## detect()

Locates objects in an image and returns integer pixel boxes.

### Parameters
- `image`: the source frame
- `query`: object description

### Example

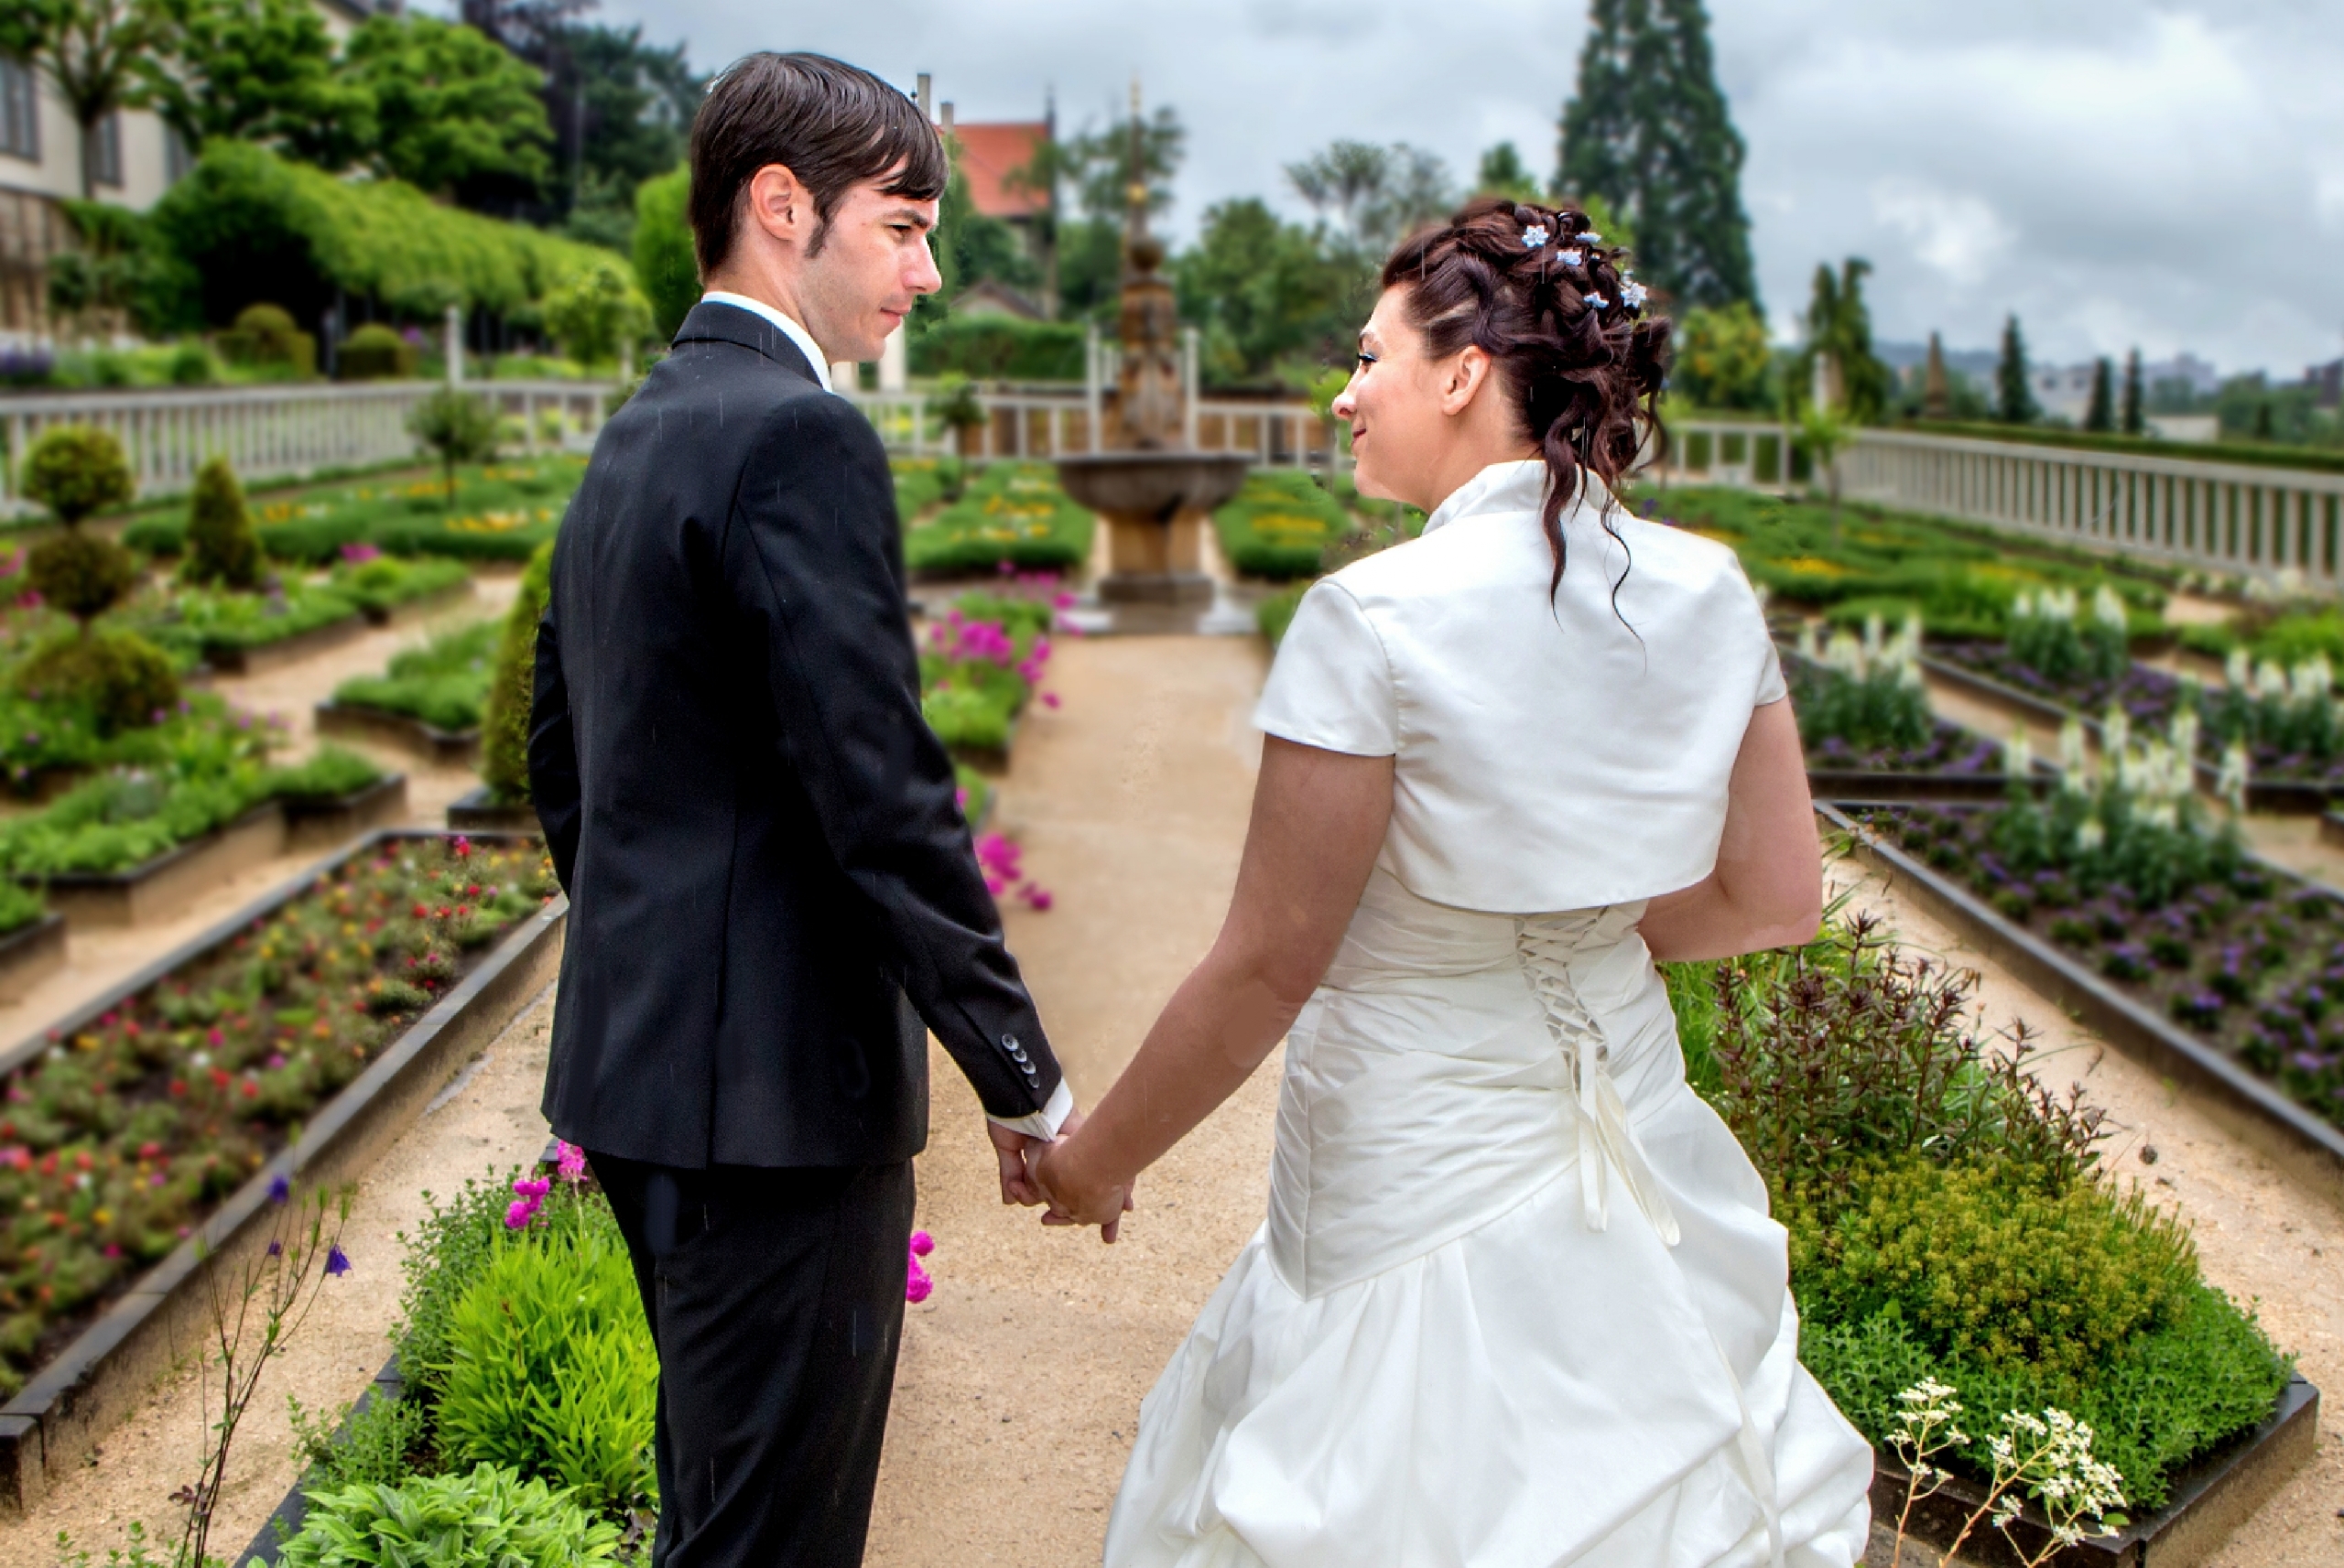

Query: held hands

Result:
[985,1108,1134,1243]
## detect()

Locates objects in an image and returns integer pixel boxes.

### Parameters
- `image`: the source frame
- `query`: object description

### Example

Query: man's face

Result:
[797,178,944,363]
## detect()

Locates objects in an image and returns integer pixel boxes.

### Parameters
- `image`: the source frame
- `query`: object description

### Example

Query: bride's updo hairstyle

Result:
[1382,197,1670,597]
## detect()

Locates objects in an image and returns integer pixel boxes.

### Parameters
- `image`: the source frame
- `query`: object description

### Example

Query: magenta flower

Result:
[505,1199,536,1229]
[555,1141,588,1182]
[1041,692,1061,709]
[1022,886,1055,912]
[905,1230,935,1303]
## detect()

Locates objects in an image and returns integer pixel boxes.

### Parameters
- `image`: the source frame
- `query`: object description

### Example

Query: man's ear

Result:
[1440,346,1493,417]
[743,164,811,250]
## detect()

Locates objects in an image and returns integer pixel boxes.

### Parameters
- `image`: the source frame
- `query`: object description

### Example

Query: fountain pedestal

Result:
[1057,450,1249,606]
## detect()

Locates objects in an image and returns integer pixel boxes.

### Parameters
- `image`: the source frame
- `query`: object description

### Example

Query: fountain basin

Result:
[1058,452,1252,605]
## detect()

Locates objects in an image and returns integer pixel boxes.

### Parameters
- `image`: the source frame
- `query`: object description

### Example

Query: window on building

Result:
[165,125,194,184]
[0,58,38,163]
[86,112,122,189]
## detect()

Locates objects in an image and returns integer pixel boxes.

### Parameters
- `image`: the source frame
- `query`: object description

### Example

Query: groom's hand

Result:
[987,1119,1051,1207]
[1030,1128,1134,1244]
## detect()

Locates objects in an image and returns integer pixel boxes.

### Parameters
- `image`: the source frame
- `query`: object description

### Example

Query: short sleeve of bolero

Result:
[1253,580,1399,757]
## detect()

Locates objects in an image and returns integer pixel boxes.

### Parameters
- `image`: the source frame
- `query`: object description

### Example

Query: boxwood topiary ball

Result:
[27,529,138,625]
[22,426,134,525]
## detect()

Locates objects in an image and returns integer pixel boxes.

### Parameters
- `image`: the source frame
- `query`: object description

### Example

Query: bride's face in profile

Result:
[1331,287,1514,514]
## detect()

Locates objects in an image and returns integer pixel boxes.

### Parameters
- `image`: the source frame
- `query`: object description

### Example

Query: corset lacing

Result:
[1513,915,1681,1247]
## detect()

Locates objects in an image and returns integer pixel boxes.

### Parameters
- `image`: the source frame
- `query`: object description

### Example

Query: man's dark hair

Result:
[689,52,948,276]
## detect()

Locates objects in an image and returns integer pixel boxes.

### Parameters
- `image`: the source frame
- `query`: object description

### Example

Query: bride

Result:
[1031,197,1876,1567]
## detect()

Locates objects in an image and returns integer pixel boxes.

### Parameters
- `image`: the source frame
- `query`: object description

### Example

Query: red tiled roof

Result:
[951,123,1049,220]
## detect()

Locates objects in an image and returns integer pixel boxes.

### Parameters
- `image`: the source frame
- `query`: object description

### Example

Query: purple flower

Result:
[266,1239,282,1257]
[267,1173,290,1206]
[324,1244,351,1276]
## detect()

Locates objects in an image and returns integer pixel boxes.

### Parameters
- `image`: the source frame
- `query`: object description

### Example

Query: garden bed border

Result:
[445,786,538,833]
[1807,769,2047,803]
[282,773,410,853]
[1818,801,2344,1196]
[28,801,289,930]
[200,613,370,677]
[0,830,566,1514]
[315,698,483,765]
[1868,1373,2318,1568]
[1919,654,2332,815]
[0,915,64,1004]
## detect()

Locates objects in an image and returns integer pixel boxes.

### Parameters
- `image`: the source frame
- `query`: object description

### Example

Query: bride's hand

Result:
[1030,1128,1134,1243]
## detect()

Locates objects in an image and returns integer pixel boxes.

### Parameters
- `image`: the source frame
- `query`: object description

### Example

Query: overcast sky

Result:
[586,0,2344,378]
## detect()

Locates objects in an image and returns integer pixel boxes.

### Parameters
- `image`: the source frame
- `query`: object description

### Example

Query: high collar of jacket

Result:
[1419,460,1615,536]
[670,300,820,384]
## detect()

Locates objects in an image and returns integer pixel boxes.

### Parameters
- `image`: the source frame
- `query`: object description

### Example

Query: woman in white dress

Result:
[1032,198,1876,1568]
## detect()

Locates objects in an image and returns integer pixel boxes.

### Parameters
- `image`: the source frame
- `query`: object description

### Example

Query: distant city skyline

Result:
[570,0,2342,378]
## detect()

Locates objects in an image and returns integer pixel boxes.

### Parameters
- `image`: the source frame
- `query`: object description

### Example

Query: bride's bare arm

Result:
[1636,698,1820,963]
[1033,737,1394,1232]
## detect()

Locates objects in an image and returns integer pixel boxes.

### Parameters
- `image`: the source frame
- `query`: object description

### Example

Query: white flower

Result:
[2093,585,2128,633]
[2102,704,2130,760]
[1558,248,1586,268]
[2076,816,2106,852]
[1587,293,1610,309]
[2225,647,2251,689]
[1522,224,1550,250]
[1621,277,1649,309]
[1580,231,1603,244]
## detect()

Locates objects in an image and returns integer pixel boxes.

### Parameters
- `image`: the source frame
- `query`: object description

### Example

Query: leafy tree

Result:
[630,165,694,341]
[1474,142,1543,203]
[19,0,168,199]
[46,200,188,340]
[1288,140,1454,255]
[182,454,262,589]
[1176,198,1357,384]
[1920,331,1952,421]
[342,14,552,209]
[509,20,703,239]
[912,144,1042,331]
[1996,315,2037,425]
[1026,102,1187,326]
[1795,260,1890,423]
[1557,0,1757,311]
[407,387,500,506]
[2120,349,2145,437]
[1796,401,1855,545]
[1668,301,1771,410]
[1058,103,1185,223]
[143,0,374,171]
[541,257,651,367]
[2083,356,2115,433]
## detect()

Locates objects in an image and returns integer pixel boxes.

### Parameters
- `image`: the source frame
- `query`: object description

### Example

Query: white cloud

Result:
[1868,182,2014,291]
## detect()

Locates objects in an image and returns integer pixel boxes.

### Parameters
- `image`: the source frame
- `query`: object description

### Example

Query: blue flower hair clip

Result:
[1586,293,1610,310]
[1620,278,1649,309]
[1558,248,1585,268]
[1580,231,1603,245]
[1522,224,1550,250]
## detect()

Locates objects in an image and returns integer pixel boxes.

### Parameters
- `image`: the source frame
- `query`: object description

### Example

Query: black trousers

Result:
[591,1152,916,1568]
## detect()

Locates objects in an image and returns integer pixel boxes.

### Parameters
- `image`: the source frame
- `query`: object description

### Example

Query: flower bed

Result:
[918,587,1060,769]
[123,460,581,567]
[890,455,964,521]
[905,463,1094,576]
[324,553,474,625]
[125,583,364,673]
[1213,470,1350,580]
[1666,917,2296,1519]
[0,834,558,1398]
[1645,486,2167,642]
[329,621,495,738]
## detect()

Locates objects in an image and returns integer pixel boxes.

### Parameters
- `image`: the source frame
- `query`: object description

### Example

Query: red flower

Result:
[168,1079,187,1098]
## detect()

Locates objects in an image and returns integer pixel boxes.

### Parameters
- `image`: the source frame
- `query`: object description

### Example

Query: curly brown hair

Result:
[1381,197,1670,600]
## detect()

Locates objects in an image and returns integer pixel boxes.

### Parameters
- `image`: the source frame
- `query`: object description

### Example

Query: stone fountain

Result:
[1055,90,1248,608]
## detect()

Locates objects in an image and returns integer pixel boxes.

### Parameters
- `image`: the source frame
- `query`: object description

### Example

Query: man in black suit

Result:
[527,51,1105,1567]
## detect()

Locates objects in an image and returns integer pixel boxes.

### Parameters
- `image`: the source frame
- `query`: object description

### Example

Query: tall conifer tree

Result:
[1556,0,1757,311]
[1996,316,2038,425]
[2083,357,2115,432]
[2120,349,2145,436]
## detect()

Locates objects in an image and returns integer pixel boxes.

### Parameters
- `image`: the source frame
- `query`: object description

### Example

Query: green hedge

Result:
[150,142,622,324]
[906,463,1093,575]
[333,621,497,732]
[1215,470,1350,579]
[326,555,472,616]
[909,317,1087,382]
[126,459,578,566]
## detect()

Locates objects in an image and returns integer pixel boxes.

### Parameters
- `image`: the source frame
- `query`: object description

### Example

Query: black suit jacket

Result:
[529,300,1061,1168]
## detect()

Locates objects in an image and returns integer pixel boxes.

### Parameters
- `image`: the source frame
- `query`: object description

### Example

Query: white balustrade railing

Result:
[836,387,1340,470]
[0,379,615,515]
[1656,417,2344,589]
[1,376,1340,520]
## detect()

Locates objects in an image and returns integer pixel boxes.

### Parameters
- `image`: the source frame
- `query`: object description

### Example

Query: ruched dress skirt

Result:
[1101,871,1875,1568]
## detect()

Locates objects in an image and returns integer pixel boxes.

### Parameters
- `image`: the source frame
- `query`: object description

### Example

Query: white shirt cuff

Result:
[987,1078,1074,1141]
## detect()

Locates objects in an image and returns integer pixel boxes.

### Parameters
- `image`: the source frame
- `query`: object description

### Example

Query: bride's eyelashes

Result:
[1355,351,1379,369]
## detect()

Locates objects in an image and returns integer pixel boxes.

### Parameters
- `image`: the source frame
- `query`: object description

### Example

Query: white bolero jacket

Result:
[1254,460,1785,914]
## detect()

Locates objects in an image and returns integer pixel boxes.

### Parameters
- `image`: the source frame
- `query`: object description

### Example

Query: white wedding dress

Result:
[1101,463,1875,1568]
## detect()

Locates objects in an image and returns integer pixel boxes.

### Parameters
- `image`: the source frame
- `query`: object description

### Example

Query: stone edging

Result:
[29,802,289,930]
[0,832,566,1514]
[445,786,539,833]
[0,915,64,1004]
[282,773,410,854]
[316,698,483,765]
[1807,769,2046,803]
[201,614,371,677]
[1818,802,2344,1195]
[1871,1374,2317,1568]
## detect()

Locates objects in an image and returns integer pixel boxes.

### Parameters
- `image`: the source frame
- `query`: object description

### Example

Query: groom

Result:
[527,51,1078,1567]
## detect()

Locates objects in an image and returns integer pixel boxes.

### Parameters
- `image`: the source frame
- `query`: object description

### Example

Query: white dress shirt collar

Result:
[699,290,833,393]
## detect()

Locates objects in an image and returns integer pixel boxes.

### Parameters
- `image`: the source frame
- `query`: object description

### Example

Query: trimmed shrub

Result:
[1214,469,1350,579]
[334,619,496,731]
[14,631,180,734]
[183,456,263,589]
[433,1227,657,1516]
[337,323,417,381]
[481,542,551,803]
[27,532,139,629]
[408,389,500,507]
[910,316,1087,382]
[21,426,134,524]
[278,1463,622,1568]
[631,166,695,341]
[218,301,317,377]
